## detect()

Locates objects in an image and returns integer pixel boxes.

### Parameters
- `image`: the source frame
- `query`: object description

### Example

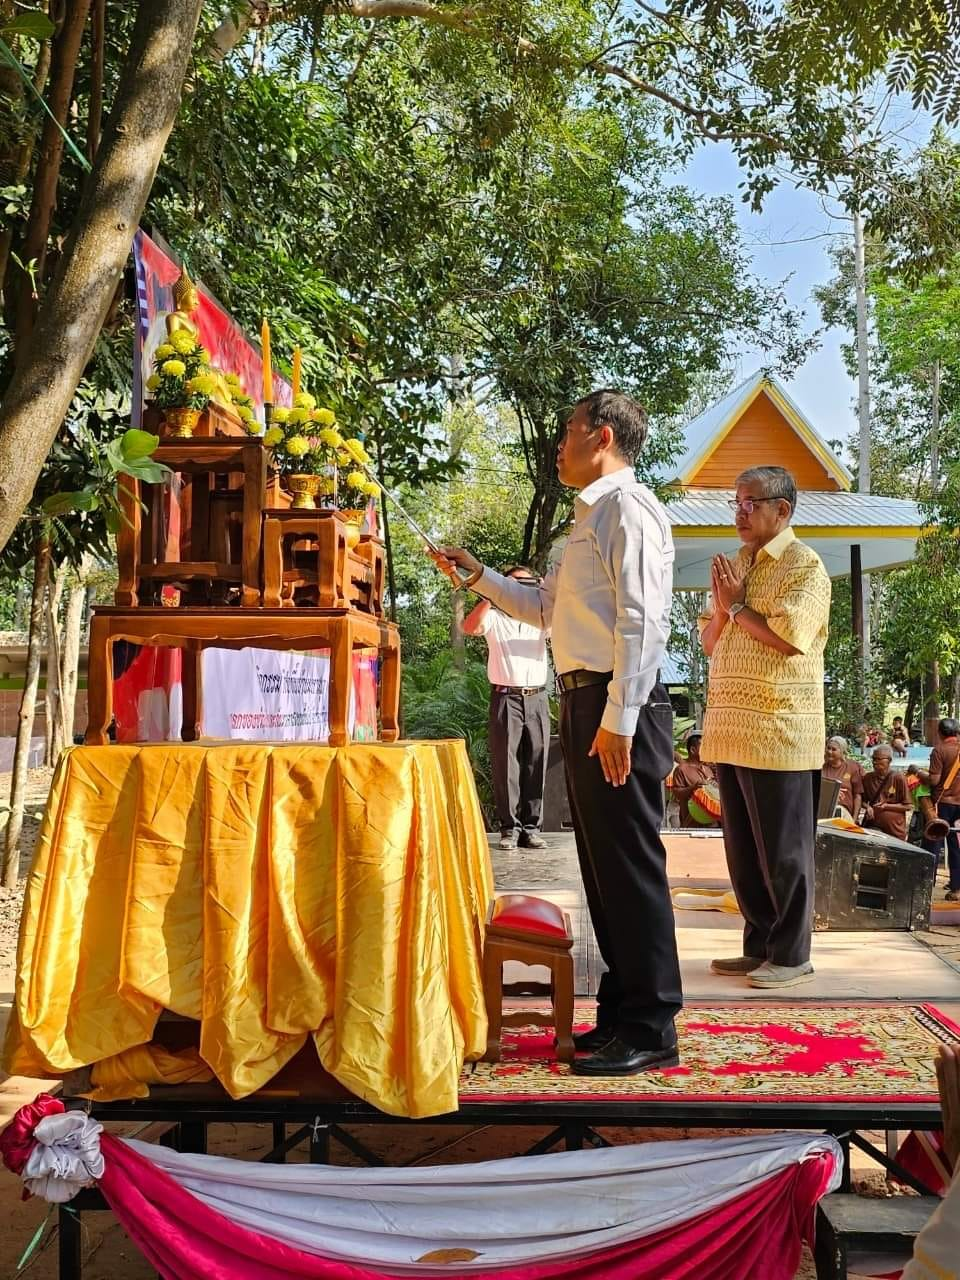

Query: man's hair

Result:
[872,744,892,761]
[735,466,798,515]
[503,564,537,579]
[939,717,960,738]
[574,389,648,464]
[827,735,848,752]
[686,731,702,745]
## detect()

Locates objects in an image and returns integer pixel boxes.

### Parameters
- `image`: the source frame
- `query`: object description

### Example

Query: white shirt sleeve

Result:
[597,492,670,736]
[474,566,555,632]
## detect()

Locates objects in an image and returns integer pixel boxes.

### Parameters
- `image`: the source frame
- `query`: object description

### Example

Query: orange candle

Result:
[261,318,273,403]
[291,345,302,400]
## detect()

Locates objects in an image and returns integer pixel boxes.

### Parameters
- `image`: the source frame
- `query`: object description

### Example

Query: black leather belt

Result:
[556,669,612,693]
[493,685,545,696]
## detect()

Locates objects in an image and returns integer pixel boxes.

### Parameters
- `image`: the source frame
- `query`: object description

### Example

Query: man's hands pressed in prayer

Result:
[590,726,632,787]
[711,554,746,614]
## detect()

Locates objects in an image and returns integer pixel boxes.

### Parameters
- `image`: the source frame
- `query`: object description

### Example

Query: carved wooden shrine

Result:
[88,434,399,747]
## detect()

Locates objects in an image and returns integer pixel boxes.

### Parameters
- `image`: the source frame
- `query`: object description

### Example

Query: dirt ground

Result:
[0,766,937,1279]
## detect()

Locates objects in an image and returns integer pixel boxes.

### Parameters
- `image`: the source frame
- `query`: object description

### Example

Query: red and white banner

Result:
[114,645,379,744]
[1,1100,841,1279]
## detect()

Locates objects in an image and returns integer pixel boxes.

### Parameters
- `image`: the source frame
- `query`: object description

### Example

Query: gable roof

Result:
[661,371,852,491]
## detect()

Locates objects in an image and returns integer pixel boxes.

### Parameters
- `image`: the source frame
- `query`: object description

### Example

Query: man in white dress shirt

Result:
[462,567,550,852]
[436,389,681,1076]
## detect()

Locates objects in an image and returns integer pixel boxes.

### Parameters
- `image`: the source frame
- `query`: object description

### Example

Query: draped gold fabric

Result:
[3,741,493,1118]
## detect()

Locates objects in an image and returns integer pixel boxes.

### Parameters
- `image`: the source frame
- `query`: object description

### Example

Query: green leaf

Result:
[0,12,55,39]
[117,459,171,484]
[41,490,98,515]
[119,428,160,462]
[104,507,121,535]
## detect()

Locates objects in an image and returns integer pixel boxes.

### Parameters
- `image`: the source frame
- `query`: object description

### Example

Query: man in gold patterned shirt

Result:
[699,466,831,989]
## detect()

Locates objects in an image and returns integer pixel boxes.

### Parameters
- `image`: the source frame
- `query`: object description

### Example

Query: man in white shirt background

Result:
[462,567,550,852]
[435,388,681,1077]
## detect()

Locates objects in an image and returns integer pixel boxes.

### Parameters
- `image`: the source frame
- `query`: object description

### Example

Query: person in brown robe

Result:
[671,733,717,826]
[862,745,912,842]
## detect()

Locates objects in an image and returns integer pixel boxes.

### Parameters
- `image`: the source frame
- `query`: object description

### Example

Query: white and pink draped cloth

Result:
[2,1095,841,1279]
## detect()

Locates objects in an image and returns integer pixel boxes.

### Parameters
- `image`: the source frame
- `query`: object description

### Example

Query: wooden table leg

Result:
[85,613,114,744]
[181,644,203,741]
[263,517,283,608]
[379,629,400,742]
[482,939,504,1063]
[552,951,575,1063]
[115,475,141,607]
[328,616,353,746]
[241,444,266,606]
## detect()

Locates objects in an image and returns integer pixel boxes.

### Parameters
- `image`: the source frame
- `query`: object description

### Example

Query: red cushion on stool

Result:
[489,894,570,941]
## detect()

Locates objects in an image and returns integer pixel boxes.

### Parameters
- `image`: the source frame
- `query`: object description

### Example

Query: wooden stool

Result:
[482,893,574,1064]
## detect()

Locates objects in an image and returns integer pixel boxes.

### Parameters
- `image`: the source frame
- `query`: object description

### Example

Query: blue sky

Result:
[682,142,855,449]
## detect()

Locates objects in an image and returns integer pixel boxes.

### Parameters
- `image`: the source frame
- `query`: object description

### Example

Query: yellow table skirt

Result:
[3,741,494,1118]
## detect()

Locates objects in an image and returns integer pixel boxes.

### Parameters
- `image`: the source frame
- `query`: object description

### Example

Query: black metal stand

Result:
[47,1092,942,1279]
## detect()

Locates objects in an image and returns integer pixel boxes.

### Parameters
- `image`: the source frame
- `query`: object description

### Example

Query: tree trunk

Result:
[2,533,50,888]
[905,680,917,740]
[923,662,940,747]
[10,0,93,350]
[852,206,872,677]
[0,36,53,295]
[0,0,205,556]
[930,359,941,495]
[375,441,397,622]
[59,553,91,746]
[86,0,106,162]
[44,557,67,765]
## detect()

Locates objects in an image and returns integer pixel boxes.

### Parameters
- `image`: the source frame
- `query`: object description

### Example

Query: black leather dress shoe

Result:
[573,1025,617,1053]
[570,1036,680,1076]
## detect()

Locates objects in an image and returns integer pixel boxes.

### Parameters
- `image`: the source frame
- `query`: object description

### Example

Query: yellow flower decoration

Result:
[317,427,343,449]
[171,331,195,355]
[313,407,336,426]
[345,470,367,490]
[225,372,242,387]
[294,391,317,410]
[362,481,380,497]
[154,343,175,360]
[161,359,186,377]
[145,374,161,392]
[271,407,290,423]
[263,426,284,447]
[242,419,262,436]
[343,437,370,465]
[287,407,309,425]
[319,477,336,495]
[195,346,210,364]
[285,435,310,457]
[186,374,216,396]
[237,405,254,422]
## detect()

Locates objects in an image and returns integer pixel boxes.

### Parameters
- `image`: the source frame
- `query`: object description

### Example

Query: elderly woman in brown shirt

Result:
[822,736,864,821]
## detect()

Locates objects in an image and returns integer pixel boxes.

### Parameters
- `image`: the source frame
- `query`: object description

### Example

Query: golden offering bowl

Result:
[286,473,322,509]
[163,406,201,438]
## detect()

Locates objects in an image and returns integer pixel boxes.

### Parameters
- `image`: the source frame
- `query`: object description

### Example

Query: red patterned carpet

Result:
[460,1001,960,1104]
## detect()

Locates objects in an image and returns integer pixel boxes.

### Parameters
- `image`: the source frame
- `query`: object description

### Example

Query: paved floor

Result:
[493,831,960,1010]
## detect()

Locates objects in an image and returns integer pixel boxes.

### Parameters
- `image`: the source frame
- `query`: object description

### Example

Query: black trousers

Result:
[489,687,550,836]
[714,764,820,967]
[559,681,681,1049]
[923,800,960,890]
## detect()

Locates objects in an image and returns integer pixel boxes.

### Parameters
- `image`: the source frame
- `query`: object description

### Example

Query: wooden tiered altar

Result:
[87,433,400,747]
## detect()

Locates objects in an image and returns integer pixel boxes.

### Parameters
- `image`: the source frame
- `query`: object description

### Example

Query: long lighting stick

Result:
[361,467,470,590]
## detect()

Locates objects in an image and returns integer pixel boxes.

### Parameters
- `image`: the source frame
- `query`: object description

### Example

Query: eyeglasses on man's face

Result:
[727,496,783,515]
